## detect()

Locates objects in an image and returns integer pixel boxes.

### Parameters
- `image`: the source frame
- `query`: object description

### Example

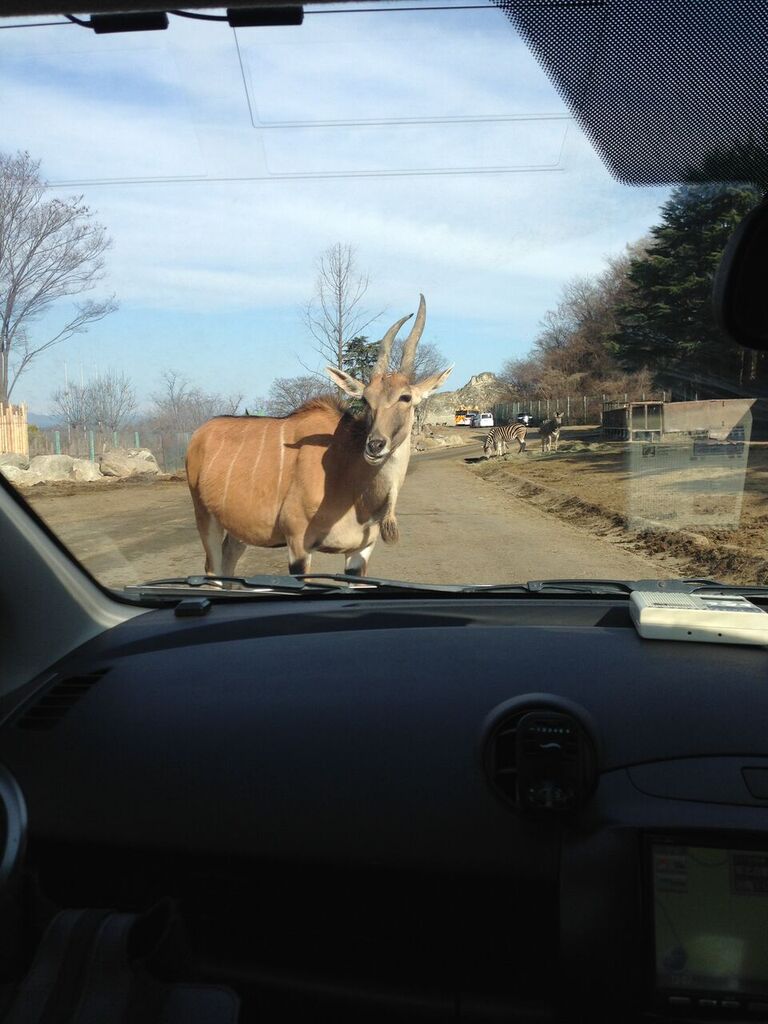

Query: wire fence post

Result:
[88,430,95,463]
[134,431,140,448]
[54,430,61,455]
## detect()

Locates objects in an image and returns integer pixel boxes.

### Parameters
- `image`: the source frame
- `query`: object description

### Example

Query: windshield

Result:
[0,2,764,593]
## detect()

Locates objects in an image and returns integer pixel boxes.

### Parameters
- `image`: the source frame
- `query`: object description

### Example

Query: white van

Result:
[478,412,494,427]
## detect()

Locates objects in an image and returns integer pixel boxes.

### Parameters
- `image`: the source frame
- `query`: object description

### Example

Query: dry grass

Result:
[471,427,768,584]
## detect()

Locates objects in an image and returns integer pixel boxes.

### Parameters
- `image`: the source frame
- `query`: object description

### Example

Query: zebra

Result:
[540,412,564,453]
[483,422,527,457]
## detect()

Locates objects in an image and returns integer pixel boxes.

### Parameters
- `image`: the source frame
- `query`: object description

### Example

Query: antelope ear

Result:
[325,366,366,398]
[410,365,453,405]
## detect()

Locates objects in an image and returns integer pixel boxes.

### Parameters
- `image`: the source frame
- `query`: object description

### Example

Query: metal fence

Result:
[28,428,192,473]
[491,394,669,426]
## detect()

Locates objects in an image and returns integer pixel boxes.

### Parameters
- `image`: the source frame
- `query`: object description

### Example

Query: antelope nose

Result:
[367,437,386,455]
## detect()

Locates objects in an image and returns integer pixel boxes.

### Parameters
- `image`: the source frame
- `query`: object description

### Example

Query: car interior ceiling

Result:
[2,1,768,1023]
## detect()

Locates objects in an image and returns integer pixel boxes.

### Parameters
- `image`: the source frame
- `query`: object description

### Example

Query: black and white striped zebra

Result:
[540,412,564,453]
[483,422,527,457]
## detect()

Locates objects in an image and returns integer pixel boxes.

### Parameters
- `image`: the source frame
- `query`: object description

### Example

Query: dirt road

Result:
[25,437,679,589]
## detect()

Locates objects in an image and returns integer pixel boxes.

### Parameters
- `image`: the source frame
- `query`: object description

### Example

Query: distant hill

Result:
[28,413,59,428]
[423,372,509,424]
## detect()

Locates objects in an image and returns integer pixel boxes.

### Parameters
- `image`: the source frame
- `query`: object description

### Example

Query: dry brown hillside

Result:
[423,372,509,424]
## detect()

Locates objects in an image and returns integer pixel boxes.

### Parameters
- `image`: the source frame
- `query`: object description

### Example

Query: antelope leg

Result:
[202,514,225,577]
[345,540,377,578]
[222,533,247,577]
[287,541,311,576]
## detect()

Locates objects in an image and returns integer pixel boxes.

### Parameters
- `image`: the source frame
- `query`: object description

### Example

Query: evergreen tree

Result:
[342,335,377,383]
[613,182,763,392]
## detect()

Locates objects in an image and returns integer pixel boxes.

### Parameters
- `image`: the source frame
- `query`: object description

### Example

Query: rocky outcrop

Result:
[0,453,29,470]
[29,455,77,481]
[412,431,468,452]
[98,448,161,478]
[422,372,509,425]
[0,448,162,486]
[0,453,112,486]
[0,464,44,487]
[72,459,104,482]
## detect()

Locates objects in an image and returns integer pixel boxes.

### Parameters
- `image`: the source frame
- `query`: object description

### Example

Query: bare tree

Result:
[389,337,447,381]
[0,151,117,404]
[149,370,243,434]
[498,356,543,397]
[51,381,91,432]
[302,243,382,370]
[264,375,334,417]
[87,370,137,432]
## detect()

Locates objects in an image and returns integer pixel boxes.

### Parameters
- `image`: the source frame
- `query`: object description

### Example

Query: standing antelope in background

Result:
[539,412,564,453]
[483,422,527,458]
[186,295,452,578]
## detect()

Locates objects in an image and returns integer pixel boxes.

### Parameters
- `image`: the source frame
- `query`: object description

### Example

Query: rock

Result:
[71,458,104,482]
[99,448,160,478]
[0,464,44,487]
[422,371,508,426]
[0,452,29,470]
[680,531,712,550]
[29,454,76,481]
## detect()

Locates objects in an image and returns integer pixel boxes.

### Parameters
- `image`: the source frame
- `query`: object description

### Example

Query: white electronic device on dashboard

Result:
[630,591,768,646]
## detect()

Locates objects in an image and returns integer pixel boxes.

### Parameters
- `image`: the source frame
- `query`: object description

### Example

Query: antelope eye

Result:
[399,394,412,403]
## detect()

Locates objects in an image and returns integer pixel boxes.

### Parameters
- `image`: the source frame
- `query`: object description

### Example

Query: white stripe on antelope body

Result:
[186,295,452,578]
[483,423,527,457]
[539,412,564,453]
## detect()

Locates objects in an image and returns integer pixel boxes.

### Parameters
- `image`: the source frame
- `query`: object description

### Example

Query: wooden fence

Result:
[0,403,28,457]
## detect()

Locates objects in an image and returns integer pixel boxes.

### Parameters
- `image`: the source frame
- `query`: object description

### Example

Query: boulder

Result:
[29,454,76,481]
[0,464,44,487]
[99,448,160,478]
[71,458,105,482]
[0,452,29,470]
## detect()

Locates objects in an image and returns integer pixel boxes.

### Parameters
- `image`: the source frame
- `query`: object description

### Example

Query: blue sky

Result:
[1,2,670,414]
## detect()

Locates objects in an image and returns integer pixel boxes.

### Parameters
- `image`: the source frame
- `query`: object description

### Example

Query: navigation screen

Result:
[653,844,768,996]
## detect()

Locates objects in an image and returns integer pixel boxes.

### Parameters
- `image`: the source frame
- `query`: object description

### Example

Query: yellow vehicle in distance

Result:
[454,408,478,426]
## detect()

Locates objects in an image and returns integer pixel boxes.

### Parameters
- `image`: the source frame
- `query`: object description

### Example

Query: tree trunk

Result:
[0,344,8,407]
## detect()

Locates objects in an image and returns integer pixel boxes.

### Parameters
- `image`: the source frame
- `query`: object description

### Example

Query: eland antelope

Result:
[186,295,451,578]
[540,412,564,453]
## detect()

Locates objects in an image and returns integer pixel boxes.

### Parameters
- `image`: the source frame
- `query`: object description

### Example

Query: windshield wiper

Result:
[130,574,321,595]
[690,581,768,596]
[465,579,635,595]
[127,573,467,597]
[127,574,767,602]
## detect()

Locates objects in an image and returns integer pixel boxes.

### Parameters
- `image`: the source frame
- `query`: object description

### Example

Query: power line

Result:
[0,19,76,28]
[46,163,564,186]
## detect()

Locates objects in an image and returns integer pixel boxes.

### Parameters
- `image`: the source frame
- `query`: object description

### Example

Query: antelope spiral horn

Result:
[371,312,413,378]
[398,294,426,379]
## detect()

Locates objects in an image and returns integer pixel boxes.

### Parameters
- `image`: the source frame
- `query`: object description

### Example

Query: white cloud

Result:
[2,5,670,410]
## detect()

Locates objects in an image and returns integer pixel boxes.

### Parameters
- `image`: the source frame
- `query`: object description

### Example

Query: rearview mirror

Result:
[713,196,768,350]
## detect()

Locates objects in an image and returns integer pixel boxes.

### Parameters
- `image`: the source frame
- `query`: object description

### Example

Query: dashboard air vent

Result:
[15,671,107,731]
[487,706,597,812]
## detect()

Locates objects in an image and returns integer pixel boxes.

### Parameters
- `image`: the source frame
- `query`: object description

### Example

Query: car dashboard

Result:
[0,594,766,1023]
